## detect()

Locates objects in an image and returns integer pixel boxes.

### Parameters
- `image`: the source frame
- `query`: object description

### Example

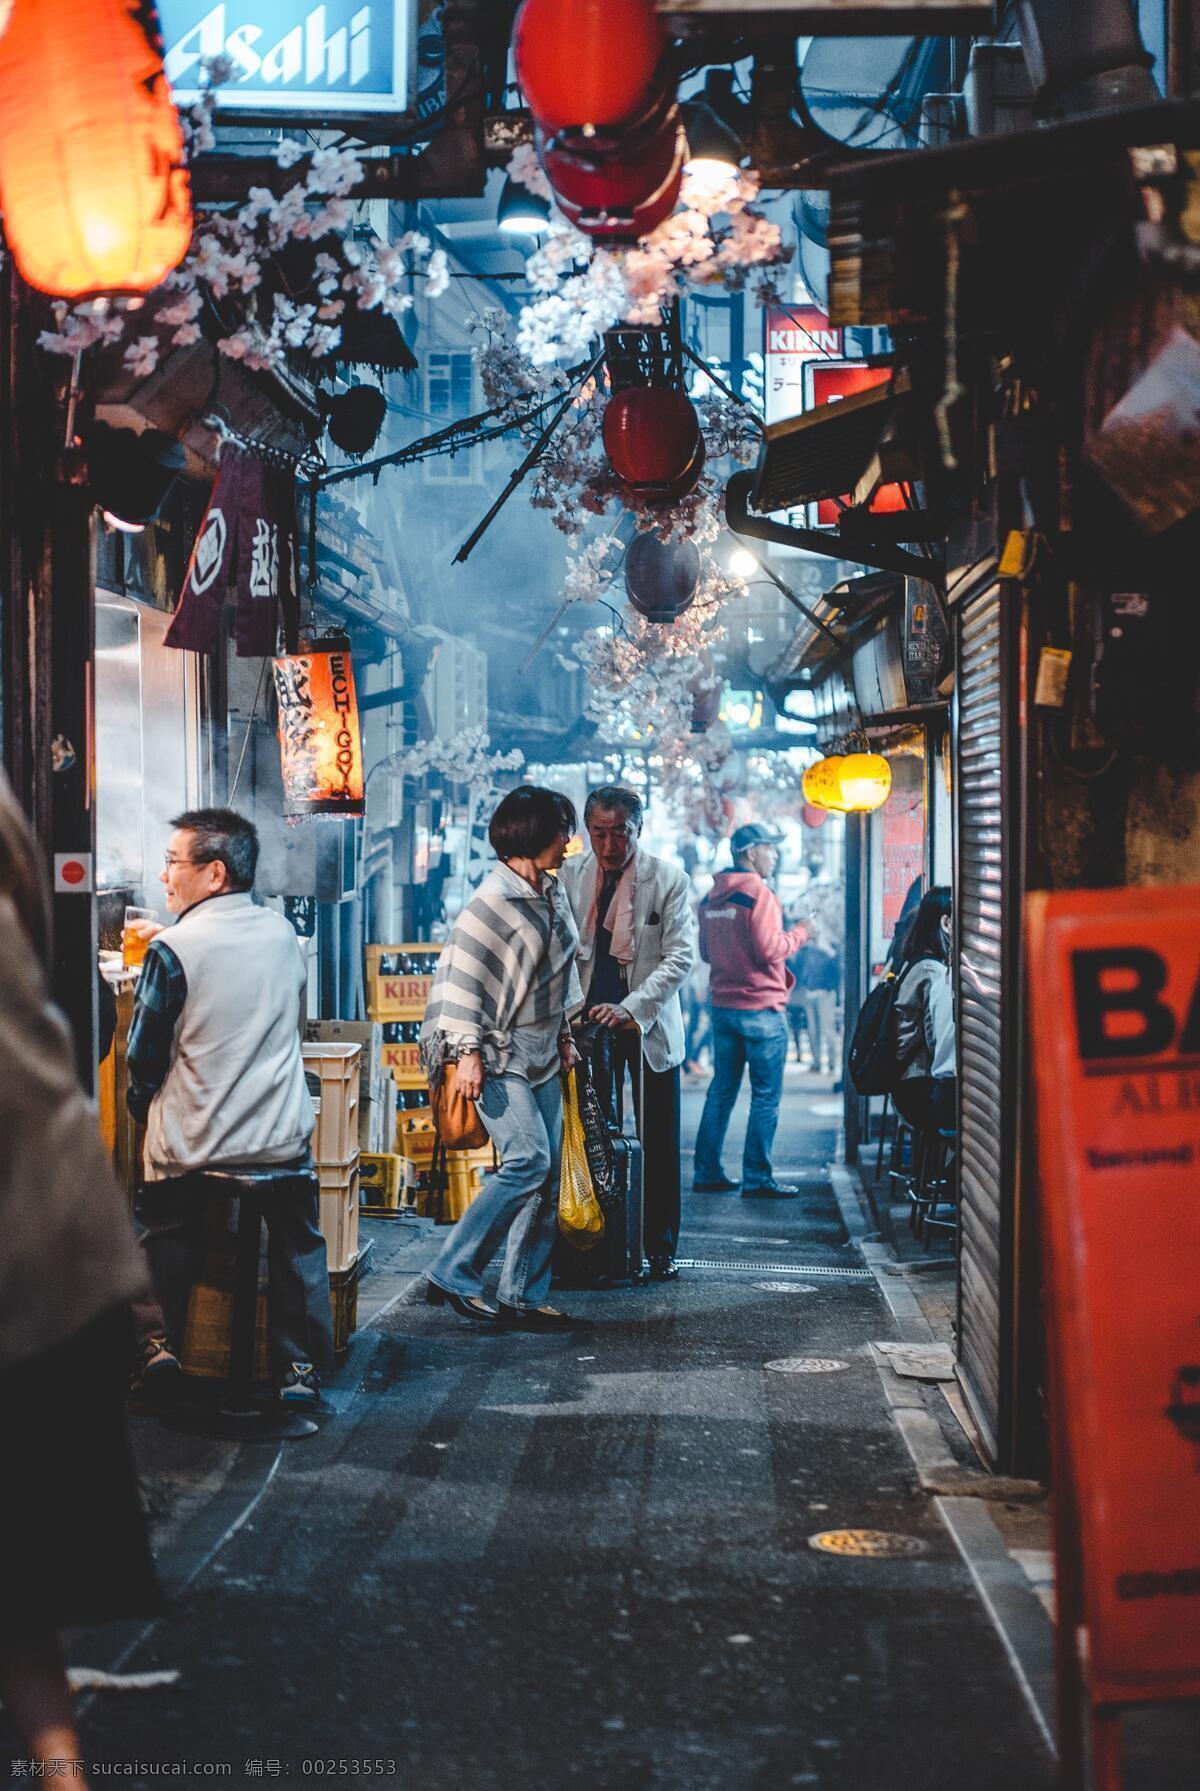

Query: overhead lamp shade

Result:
[513,0,663,131]
[802,756,846,812]
[497,175,552,233]
[273,635,365,819]
[837,752,892,812]
[604,387,702,490]
[0,0,191,300]
[86,421,184,529]
[681,98,743,176]
[625,533,700,624]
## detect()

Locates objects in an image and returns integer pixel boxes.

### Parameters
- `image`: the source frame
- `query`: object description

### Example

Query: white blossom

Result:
[123,335,161,379]
[425,248,450,298]
[274,137,305,169]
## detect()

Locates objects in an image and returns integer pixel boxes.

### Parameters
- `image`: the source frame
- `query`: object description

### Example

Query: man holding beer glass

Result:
[126,808,333,1404]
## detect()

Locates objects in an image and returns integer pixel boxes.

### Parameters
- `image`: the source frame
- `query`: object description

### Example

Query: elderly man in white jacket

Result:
[558,786,695,1279]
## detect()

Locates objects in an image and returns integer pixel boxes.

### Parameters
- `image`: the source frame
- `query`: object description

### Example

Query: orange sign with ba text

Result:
[1027,886,1200,1704]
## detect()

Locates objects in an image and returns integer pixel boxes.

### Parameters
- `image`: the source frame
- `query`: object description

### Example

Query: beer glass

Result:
[122,905,157,969]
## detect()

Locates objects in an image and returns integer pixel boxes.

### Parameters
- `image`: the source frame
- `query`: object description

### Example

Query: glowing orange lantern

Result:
[802,757,846,812]
[513,0,663,132]
[273,636,365,820]
[0,0,192,300]
[837,753,892,812]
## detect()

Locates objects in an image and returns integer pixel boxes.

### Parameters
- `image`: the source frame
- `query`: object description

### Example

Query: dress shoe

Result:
[649,1255,680,1281]
[426,1281,498,1322]
[693,1176,740,1193]
[497,1303,594,1332]
[741,1181,800,1199]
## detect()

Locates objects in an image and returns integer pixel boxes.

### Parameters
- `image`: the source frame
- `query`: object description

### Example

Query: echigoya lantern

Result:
[0,0,191,299]
[273,635,365,820]
[837,752,892,812]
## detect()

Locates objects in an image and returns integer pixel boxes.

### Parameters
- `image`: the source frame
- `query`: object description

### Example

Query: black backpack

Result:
[847,968,906,1095]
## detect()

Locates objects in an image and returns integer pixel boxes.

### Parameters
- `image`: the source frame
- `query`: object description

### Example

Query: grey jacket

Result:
[894,957,955,1080]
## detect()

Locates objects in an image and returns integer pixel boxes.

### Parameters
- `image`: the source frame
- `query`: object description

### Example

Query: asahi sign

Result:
[161,2,417,115]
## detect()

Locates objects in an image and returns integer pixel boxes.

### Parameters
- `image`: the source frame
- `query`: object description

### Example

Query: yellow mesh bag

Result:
[557,1070,604,1245]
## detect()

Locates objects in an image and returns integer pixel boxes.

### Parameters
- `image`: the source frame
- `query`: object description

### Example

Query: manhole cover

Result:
[764,1357,849,1374]
[753,1281,818,1293]
[808,1529,928,1558]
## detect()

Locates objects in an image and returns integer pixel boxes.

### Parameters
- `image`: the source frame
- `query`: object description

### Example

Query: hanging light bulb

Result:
[0,0,191,300]
[681,98,742,182]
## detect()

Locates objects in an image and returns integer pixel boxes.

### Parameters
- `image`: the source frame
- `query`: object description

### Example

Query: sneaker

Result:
[278,1362,320,1404]
[131,1336,182,1400]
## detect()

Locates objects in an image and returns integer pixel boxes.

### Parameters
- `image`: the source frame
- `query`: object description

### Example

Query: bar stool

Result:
[163,1168,321,1443]
[920,1129,958,1246]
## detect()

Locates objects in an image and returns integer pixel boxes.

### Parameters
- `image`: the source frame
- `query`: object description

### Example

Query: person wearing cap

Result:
[693,823,808,1198]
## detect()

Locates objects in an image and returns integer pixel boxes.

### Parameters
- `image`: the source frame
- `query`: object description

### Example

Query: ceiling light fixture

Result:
[497,175,552,234]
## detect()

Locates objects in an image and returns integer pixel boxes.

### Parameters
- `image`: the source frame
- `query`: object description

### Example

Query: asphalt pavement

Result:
[24,1067,1059,1790]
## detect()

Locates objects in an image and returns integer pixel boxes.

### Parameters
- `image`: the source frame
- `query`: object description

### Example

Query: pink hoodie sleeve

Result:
[749,885,808,969]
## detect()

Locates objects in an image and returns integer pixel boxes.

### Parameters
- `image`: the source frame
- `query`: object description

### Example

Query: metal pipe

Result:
[1015,0,1158,117]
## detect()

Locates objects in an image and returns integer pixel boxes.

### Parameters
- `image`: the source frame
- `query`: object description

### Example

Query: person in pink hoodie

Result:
[693,824,808,1198]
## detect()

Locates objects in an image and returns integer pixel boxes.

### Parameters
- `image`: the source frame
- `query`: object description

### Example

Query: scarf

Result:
[578,856,637,968]
[419,863,582,1077]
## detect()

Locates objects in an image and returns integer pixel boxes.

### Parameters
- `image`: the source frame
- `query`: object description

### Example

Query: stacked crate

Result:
[301,1041,362,1274]
[366,943,490,1220]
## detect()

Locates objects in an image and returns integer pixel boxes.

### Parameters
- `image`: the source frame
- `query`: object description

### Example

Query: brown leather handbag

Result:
[431,1062,488,1150]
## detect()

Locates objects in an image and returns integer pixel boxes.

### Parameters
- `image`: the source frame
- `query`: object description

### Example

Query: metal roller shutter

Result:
[954,584,1011,1464]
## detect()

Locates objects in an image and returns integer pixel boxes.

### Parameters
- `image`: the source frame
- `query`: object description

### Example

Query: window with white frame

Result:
[425,349,478,481]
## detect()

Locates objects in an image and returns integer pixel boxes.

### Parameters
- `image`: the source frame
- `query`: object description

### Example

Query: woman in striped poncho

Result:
[420,785,591,1331]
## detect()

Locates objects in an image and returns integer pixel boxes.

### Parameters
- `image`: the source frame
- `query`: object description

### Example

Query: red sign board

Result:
[1026,887,1200,1722]
[763,304,843,424]
[806,361,906,524]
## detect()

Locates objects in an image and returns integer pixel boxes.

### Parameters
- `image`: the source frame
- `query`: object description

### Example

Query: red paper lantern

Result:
[621,433,706,509]
[801,803,829,830]
[0,0,191,300]
[604,387,702,490]
[513,0,663,131]
[550,137,683,244]
[538,107,680,214]
[625,533,700,623]
[273,635,365,819]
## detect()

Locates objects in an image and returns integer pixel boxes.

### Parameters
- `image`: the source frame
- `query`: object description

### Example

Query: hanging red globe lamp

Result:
[0,0,192,300]
[513,0,664,132]
[273,634,365,820]
[604,387,702,490]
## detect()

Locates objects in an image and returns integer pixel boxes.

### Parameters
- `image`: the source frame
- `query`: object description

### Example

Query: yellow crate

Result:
[396,1108,436,1162]
[359,1152,403,1212]
[380,1039,426,1088]
[366,943,443,1020]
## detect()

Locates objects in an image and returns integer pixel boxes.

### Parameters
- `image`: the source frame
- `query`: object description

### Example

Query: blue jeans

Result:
[693,1006,789,1188]
[429,1072,563,1310]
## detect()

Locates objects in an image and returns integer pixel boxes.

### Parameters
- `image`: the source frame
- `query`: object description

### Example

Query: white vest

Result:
[144,892,314,1181]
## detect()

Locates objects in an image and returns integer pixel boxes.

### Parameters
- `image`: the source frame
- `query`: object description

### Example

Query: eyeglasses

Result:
[163,852,197,869]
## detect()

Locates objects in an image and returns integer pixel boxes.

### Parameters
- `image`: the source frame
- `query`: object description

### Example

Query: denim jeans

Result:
[429,1072,564,1310]
[694,1006,790,1188]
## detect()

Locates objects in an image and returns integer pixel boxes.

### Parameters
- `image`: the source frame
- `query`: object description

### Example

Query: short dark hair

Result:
[170,807,259,893]
[584,786,644,830]
[900,886,951,965]
[488,785,577,861]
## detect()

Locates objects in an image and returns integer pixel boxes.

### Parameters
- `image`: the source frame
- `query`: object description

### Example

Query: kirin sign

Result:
[160,2,417,115]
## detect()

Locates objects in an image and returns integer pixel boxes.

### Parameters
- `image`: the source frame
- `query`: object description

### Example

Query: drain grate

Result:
[765,1357,849,1374]
[674,1258,874,1280]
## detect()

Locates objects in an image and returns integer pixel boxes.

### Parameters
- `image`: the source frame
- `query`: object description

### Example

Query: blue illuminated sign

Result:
[160,2,416,115]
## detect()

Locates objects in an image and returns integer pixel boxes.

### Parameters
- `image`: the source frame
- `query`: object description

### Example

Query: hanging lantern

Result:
[273,634,365,819]
[513,0,663,132]
[0,0,191,300]
[604,387,702,490]
[802,756,846,812]
[801,803,829,829]
[550,139,684,244]
[837,752,892,812]
[625,533,700,623]
[536,79,680,213]
[622,433,706,509]
[0,4,11,40]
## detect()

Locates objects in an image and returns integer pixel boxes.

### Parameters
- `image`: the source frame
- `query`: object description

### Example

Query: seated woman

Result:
[892,886,956,1135]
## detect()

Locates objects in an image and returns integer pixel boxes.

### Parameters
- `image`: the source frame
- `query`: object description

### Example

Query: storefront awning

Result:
[766,571,902,688]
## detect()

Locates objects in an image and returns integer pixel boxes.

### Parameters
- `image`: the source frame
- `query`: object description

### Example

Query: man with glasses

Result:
[559,786,695,1280]
[126,808,332,1403]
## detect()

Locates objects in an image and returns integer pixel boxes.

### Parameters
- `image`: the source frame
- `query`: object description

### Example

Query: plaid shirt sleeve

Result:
[125,939,187,1123]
